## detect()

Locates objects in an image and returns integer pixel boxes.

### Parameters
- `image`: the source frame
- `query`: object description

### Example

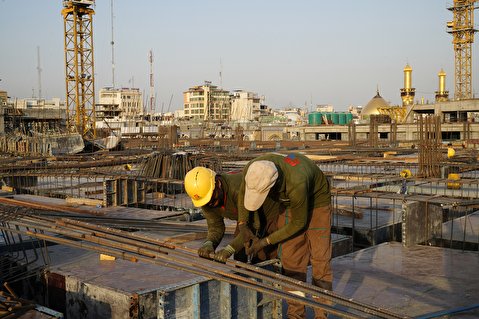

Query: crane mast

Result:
[62,0,96,138]
[447,0,478,100]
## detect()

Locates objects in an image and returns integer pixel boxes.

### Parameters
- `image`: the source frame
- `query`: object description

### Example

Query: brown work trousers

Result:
[278,205,333,319]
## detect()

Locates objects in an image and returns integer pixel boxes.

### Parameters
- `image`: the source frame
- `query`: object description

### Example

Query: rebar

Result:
[0,210,407,319]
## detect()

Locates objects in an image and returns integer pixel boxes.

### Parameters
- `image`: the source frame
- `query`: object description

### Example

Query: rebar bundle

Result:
[0,209,407,319]
[418,115,442,178]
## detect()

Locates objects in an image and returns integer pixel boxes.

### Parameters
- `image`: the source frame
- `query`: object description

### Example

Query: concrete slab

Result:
[332,242,479,318]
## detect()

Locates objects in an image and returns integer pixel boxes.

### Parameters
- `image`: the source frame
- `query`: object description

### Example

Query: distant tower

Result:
[62,0,96,138]
[400,64,416,106]
[37,46,42,100]
[447,0,477,100]
[149,49,155,113]
[435,69,449,102]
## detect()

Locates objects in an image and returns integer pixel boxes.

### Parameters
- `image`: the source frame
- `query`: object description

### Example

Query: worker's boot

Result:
[284,269,307,319]
[312,278,333,319]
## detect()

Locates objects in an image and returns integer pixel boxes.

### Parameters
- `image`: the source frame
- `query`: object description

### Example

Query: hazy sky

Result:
[0,0,464,112]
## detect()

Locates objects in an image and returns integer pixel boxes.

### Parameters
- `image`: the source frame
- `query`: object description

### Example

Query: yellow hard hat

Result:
[447,147,455,158]
[184,167,216,207]
[400,169,412,178]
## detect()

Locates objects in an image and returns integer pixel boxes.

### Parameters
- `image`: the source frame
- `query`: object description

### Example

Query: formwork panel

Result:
[402,201,443,246]
[65,277,132,319]
[157,284,199,319]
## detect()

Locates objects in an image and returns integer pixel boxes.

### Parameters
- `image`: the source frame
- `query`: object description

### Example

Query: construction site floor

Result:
[13,234,479,318]
[330,242,479,318]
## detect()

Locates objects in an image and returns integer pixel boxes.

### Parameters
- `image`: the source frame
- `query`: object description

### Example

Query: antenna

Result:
[167,93,173,112]
[219,58,223,89]
[149,49,155,114]
[110,0,115,88]
[128,76,135,88]
[37,46,42,100]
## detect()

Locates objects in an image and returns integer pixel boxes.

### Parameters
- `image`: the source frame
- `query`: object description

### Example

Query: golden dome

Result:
[361,90,389,119]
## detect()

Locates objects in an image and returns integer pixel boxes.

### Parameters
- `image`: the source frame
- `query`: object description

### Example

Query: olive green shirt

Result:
[202,173,281,252]
[238,152,330,245]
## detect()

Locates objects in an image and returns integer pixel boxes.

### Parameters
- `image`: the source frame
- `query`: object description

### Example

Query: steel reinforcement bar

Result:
[0,210,407,319]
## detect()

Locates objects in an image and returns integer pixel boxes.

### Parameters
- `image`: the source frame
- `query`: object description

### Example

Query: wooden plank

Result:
[333,207,363,219]
[66,197,103,207]
[1,186,14,192]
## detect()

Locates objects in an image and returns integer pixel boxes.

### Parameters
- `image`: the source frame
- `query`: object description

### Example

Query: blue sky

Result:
[0,0,463,111]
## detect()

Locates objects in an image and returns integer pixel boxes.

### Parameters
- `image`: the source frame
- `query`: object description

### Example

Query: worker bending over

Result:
[238,152,332,319]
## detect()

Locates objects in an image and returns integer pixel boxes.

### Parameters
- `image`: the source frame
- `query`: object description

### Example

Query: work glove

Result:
[238,222,256,244]
[197,240,214,259]
[245,237,269,257]
[213,245,235,263]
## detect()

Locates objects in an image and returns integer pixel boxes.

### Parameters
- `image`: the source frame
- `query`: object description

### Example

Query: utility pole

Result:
[219,58,223,89]
[111,0,115,88]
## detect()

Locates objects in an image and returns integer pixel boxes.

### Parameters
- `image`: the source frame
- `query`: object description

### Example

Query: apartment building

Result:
[183,82,230,121]
[96,87,143,121]
[230,90,261,121]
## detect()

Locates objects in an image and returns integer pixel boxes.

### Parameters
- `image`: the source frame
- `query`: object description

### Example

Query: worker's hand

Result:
[245,237,269,256]
[238,222,256,243]
[197,241,214,259]
[213,245,235,263]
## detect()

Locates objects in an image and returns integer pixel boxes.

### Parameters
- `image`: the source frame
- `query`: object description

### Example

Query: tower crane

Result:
[62,0,96,139]
[447,0,479,100]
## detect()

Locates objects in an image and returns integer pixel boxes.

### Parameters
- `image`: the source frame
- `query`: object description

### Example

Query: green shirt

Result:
[238,152,330,245]
[201,173,242,250]
[202,173,282,252]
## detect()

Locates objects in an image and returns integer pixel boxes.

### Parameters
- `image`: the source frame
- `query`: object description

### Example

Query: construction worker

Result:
[184,166,280,263]
[238,152,332,319]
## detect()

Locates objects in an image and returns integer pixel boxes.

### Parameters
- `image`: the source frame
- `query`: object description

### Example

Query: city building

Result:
[0,91,7,107]
[183,82,231,121]
[230,90,261,121]
[316,104,334,113]
[96,87,143,122]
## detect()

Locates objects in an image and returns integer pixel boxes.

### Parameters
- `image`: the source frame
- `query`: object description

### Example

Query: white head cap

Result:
[244,160,278,211]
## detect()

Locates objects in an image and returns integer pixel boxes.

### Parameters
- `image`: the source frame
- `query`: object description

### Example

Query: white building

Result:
[316,104,334,113]
[8,97,64,109]
[230,90,261,121]
[96,87,143,121]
